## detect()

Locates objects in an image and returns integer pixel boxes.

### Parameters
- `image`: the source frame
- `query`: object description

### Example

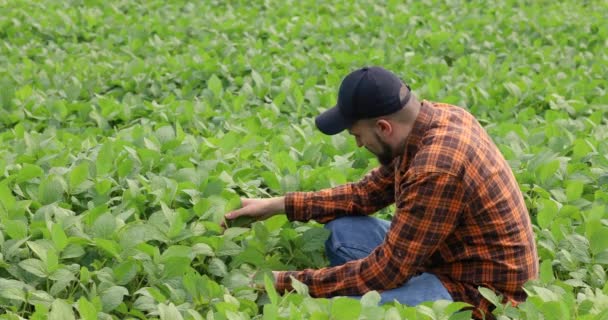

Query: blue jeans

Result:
[325,216,453,305]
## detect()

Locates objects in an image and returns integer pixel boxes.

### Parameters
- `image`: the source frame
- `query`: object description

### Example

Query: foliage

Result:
[0,0,606,319]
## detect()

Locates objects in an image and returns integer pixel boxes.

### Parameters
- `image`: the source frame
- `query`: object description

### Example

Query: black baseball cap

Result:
[315,66,411,135]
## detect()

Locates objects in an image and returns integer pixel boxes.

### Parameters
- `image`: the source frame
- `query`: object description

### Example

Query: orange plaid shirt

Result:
[275,100,538,318]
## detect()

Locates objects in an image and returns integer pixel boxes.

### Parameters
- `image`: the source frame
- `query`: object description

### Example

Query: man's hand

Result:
[223,197,285,228]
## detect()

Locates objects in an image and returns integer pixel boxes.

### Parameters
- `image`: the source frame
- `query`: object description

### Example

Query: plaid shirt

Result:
[275,100,538,318]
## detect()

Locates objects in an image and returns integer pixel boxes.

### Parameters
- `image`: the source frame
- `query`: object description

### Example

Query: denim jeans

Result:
[324,216,453,305]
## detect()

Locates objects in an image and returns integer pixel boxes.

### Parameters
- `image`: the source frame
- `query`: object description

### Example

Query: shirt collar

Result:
[395,100,436,171]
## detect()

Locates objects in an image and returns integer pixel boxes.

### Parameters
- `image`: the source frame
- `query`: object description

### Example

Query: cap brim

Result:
[315,105,352,135]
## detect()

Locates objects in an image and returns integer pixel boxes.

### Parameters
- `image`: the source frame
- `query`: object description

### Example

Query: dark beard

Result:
[375,141,393,165]
[374,133,396,166]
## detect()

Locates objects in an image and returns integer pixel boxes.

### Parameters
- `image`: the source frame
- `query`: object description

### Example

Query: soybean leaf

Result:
[159,302,184,320]
[49,299,75,320]
[77,297,98,320]
[19,258,48,278]
[51,223,68,252]
[100,285,129,312]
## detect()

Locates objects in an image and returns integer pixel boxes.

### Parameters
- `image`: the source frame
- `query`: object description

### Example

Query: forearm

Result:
[267,196,285,215]
[274,244,406,296]
[285,167,395,223]
[284,185,365,223]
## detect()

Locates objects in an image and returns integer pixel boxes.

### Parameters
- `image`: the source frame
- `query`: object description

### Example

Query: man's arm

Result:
[274,172,466,296]
[224,164,395,225]
[284,164,395,223]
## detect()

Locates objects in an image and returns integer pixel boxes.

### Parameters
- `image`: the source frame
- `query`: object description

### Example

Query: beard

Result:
[370,133,399,166]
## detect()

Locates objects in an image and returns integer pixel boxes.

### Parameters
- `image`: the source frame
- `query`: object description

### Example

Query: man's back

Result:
[398,101,539,316]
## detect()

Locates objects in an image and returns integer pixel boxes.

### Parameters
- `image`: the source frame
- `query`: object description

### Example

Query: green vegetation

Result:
[0,0,606,319]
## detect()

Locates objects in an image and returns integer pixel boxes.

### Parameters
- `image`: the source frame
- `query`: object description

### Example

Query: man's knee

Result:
[325,216,390,238]
[325,216,358,233]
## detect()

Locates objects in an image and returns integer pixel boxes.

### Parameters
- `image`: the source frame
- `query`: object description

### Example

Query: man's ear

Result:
[374,119,393,136]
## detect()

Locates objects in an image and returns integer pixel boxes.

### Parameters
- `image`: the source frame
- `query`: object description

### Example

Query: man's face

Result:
[349,121,396,166]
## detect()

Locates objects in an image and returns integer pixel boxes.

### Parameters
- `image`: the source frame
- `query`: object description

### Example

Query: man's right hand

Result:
[223,197,285,228]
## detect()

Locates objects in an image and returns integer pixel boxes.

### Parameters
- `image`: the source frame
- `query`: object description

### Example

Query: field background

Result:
[0,0,607,319]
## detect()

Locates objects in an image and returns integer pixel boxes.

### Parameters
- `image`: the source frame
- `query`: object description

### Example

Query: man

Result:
[225,66,538,318]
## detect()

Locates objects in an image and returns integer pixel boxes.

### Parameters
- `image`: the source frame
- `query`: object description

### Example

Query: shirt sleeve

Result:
[275,172,466,297]
[284,164,395,224]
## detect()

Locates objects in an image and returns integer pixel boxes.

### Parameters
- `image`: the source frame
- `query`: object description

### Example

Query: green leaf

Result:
[448,310,474,320]
[183,272,203,298]
[207,74,223,98]
[92,213,117,239]
[260,171,281,192]
[160,245,193,262]
[4,237,30,261]
[566,180,584,202]
[360,291,381,307]
[301,227,331,252]
[163,257,192,278]
[538,160,560,182]
[39,175,67,205]
[29,290,54,308]
[144,287,168,303]
[80,266,91,284]
[113,260,139,285]
[19,258,48,278]
[443,301,474,316]
[96,142,114,176]
[537,198,558,229]
[290,275,309,296]
[264,273,278,306]
[46,249,59,274]
[49,299,75,320]
[77,297,98,320]
[15,163,44,183]
[51,223,68,251]
[532,286,560,302]
[49,268,76,296]
[61,244,85,259]
[208,257,227,277]
[226,216,256,228]
[537,300,570,320]
[69,161,90,193]
[94,238,121,260]
[0,279,27,302]
[216,239,243,257]
[330,297,361,320]
[590,227,608,255]
[0,181,16,216]
[159,303,184,320]
[222,271,250,290]
[251,70,264,89]
[155,125,176,145]
[100,285,129,312]
[540,259,555,283]
[119,223,165,249]
[4,219,27,239]
[192,243,215,257]
[27,240,52,261]
[263,304,279,320]
[571,139,593,159]
[95,178,113,195]
[478,287,502,306]
[503,82,522,98]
